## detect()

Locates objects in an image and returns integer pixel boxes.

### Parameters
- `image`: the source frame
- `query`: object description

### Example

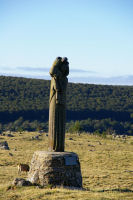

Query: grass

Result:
[0,131,133,200]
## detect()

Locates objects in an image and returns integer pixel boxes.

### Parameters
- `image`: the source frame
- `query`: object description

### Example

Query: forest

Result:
[0,75,133,135]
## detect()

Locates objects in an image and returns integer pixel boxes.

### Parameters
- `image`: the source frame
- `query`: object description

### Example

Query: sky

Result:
[0,0,133,85]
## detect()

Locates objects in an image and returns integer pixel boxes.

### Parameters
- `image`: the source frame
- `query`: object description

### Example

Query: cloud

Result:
[0,66,97,78]
[17,66,49,72]
[17,66,96,74]
[70,69,96,73]
[69,75,133,85]
[0,72,50,80]
[0,66,133,85]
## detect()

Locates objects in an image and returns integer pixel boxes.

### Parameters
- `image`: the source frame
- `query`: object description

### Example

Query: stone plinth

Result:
[28,151,82,188]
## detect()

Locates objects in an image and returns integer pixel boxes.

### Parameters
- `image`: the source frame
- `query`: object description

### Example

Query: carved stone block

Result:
[28,151,82,188]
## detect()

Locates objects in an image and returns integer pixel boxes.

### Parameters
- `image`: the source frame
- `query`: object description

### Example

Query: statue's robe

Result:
[48,58,69,152]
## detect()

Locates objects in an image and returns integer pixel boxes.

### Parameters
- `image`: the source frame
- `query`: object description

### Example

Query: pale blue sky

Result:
[0,0,133,84]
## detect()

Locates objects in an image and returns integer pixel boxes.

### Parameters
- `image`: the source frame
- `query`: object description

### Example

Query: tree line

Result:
[0,75,133,135]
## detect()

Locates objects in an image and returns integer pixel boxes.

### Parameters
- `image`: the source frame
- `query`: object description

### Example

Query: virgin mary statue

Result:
[48,57,69,152]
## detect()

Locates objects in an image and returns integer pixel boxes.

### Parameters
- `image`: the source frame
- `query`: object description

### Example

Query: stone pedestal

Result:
[28,151,82,188]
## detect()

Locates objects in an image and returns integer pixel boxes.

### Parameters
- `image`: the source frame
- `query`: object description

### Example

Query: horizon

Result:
[1,71,133,86]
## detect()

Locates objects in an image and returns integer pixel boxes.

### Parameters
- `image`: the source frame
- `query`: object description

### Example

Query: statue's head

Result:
[50,56,69,77]
[62,57,68,63]
[56,56,62,60]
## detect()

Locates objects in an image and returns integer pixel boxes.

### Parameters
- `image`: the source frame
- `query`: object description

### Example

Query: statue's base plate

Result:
[28,151,82,188]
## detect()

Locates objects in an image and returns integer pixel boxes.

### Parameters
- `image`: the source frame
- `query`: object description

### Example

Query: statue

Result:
[48,57,69,152]
[28,58,82,188]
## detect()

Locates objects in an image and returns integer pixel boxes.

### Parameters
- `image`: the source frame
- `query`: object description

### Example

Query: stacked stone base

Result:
[28,151,82,188]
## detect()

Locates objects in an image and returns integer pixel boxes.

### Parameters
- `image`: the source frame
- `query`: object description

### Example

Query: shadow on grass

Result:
[97,188,133,193]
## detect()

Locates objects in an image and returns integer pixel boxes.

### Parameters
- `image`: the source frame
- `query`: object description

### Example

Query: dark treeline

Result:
[0,76,133,135]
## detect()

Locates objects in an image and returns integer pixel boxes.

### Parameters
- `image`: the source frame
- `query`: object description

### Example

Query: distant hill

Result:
[0,75,133,134]
[69,75,133,85]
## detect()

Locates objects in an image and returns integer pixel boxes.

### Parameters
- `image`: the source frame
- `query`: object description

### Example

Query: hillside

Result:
[0,76,133,134]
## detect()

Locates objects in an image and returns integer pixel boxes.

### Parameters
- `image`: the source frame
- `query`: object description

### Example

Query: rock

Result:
[12,178,32,186]
[124,170,133,173]
[31,135,40,140]
[28,151,82,188]
[88,144,95,147]
[7,134,14,137]
[38,130,44,134]
[121,135,127,139]
[88,149,95,152]
[35,135,39,139]
[4,131,10,134]
[9,153,13,156]
[0,141,9,150]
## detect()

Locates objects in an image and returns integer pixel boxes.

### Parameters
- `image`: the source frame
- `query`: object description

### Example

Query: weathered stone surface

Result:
[0,141,9,150]
[12,178,32,186]
[28,151,82,188]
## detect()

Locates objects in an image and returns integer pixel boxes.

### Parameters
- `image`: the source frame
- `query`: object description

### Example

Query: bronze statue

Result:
[48,57,69,152]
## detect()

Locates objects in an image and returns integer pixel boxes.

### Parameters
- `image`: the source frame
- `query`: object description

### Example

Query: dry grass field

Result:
[0,131,133,200]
